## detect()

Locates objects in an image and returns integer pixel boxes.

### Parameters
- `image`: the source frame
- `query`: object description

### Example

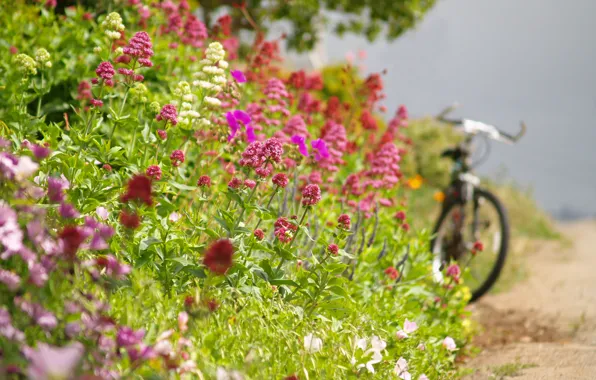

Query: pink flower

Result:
[244,179,256,189]
[396,319,418,339]
[283,115,309,140]
[90,99,103,107]
[203,239,234,275]
[27,343,84,380]
[0,269,21,291]
[231,70,247,83]
[394,357,411,380]
[254,229,264,240]
[291,135,308,156]
[226,110,251,141]
[272,173,289,188]
[442,336,457,351]
[170,150,185,167]
[123,31,154,61]
[156,104,178,126]
[274,217,297,244]
[446,264,461,281]
[327,244,339,255]
[145,165,162,180]
[31,144,50,160]
[301,184,321,206]
[178,311,189,332]
[228,177,242,189]
[157,129,167,140]
[395,211,406,221]
[262,138,283,163]
[197,175,211,187]
[95,61,115,82]
[337,214,351,230]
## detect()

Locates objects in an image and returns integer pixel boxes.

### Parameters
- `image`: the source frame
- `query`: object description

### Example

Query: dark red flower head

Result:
[254,229,264,240]
[59,226,87,259]
[119,210,141,229]
[337,214,351,230]
[197,175,212,187]
[121,175,153,206]
[203,239,234,275]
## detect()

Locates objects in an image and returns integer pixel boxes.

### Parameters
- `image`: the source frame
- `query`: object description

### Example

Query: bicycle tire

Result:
[431,188,509,302]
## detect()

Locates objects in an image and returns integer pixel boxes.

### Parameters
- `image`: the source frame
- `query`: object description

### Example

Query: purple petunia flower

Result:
[59,202,80,219]
[227,110,252,141]
[231,70,247,83]
[311,139,330,161]
[291,135,308,156]
[246,125,256,143]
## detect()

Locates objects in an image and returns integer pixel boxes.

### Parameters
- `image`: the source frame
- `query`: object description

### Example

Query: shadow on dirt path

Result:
[463,221,596,379]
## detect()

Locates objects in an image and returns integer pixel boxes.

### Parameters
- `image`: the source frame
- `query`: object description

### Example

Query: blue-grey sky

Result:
[304,0,596,217]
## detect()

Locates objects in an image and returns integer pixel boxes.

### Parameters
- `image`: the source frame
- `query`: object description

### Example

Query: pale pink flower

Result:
[27,342,84,380]
[443,336,457,351]
[394,357,411,380]
[96,206,108,220]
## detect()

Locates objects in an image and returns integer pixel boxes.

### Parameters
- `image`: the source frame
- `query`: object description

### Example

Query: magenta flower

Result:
[244,179,256,189]
[90,99,103,107]
[311,139,330,161]
[157,129,167,140]
[30,144,50,160]
[27,342,84,380]
[338,214,351,230]
[47,176,69,203]
[291,135,308,157]
[228,177,242,189]
[442,336,457,351]
[231,70,247,83]
[59,202,80,219]
[156,104,178,126]
[226,110,251,141]
[246,125,256,142]
[117,327,145,348]
[446,264,461,280]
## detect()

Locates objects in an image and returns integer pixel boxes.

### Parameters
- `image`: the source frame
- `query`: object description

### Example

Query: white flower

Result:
[417,343,425,351]
[45,62,52,68]
[14,156,38,181]
[304,333,322,353]
[442,336,457,351]
[96,206,109,220]
[419,375,429,380]
[394,357,411,380]
[204,97,221,107]
[216,367,244,380]
[182,94,194,102]
[212,75,227,84]
[353,335,386,374]
[93,46,102,54]
[199,59,213,66]
[203,65,224,75]
[115,47,124,55]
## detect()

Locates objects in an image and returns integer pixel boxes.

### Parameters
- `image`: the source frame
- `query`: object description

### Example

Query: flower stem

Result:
[231,183,258,236]
[275,206,310,273]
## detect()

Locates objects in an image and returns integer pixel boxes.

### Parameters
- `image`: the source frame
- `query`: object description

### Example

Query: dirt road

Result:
[464,221,596,379]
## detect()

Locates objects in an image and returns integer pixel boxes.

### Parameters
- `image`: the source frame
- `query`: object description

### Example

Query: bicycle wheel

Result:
[431,188,509,302]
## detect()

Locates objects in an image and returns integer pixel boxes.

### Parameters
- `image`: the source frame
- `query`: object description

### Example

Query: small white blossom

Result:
[93,46,102,54]
[115,47,124,55]
[304,333,322,353]
[14,156,39,181]
[204,97,221,107]
[212,75,227,84]
[218,60,229,69]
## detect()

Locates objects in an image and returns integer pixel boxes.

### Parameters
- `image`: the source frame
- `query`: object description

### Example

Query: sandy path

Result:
[464,221,596,379]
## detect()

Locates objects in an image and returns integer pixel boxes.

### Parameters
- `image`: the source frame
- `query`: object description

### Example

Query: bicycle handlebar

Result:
[436,104,526,144]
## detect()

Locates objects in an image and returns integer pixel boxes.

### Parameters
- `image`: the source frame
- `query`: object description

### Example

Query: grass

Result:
[489,362,537,378]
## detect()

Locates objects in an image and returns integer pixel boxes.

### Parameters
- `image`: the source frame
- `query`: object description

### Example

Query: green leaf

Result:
[169,257,195,267]
[269,279,299,287]
[326,285,350,298]
[168,180,198,191]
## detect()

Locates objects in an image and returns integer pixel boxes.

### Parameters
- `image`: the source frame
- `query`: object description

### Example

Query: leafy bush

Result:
[0,2,472,378]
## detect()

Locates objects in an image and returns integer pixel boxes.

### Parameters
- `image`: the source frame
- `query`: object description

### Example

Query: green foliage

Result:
[201,0,437,52]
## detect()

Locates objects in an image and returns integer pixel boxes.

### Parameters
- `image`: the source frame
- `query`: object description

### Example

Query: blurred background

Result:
[287,0,596,220]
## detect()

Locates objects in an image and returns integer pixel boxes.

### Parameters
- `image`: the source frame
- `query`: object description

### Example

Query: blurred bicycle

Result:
[431,104,526,302]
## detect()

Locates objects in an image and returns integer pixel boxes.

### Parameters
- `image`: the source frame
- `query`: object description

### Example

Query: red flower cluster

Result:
[170,150,185,167]
[145,165,162,180]
[254,229,264,240]
[197,175,211,187]
[156,104,178,126]
[384,266,399,280]
[95,62,115,86]
[120,210,141,230]
[337,214,351,230]
[274,217,297,244]
[327,244,339,255]
[203,239,234,275]
[121,175,153,206]
[58,226,87,259]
